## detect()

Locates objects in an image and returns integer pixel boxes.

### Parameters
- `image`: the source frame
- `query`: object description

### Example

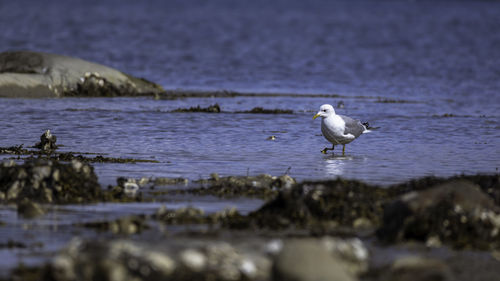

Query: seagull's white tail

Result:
[362,122,372,133]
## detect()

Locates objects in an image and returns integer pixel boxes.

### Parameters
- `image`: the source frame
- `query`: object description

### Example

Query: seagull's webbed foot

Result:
[321,145,335,154]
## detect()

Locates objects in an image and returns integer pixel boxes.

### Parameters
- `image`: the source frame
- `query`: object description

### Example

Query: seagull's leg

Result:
[342,145,346,155]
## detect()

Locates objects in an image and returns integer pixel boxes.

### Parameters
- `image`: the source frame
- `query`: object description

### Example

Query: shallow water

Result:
[1,0,500,275]
[1,96,498,186]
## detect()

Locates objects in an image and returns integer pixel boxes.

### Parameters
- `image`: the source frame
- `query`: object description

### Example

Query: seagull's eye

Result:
[323,109,326,112]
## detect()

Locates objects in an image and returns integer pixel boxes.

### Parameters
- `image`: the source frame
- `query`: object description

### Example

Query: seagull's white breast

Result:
[321,115,346,144]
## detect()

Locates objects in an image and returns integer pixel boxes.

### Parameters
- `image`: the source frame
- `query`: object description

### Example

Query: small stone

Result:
[17,200,45,218]
[210,173,220,181]
[426,236,442,248]
[123,181,139,197]
[179,249,207,272]
[353,217,373,229]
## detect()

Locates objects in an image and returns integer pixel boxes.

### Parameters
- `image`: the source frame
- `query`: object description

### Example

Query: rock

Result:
[80,215,149,235]
[0,159,102,203]
[377,180,500,249]
[321,237,369,275]
[17,199,45,218]
[46,238,271,281]
[153,206,207,224]
[153,177,189,186]
[34,130,58,153]
[0,51,164,98]
[272,239,356,281]
[374,256,453,281]
[190,173,295,199]
[249,179,387,230]
[48,238,176,281]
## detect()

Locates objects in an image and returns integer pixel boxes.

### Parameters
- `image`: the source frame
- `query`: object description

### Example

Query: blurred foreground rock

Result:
[47,238,271,281]
[377,180,500,249]
[0,51,165,98]
[45,236,367,281]
[273,239,356,281]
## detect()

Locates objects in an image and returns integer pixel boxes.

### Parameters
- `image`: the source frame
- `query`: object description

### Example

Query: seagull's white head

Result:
[313,104,335,120]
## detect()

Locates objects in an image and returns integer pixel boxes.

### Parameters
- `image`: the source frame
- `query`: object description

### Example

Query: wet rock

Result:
[153,177,189,186]
[0,51,165,98]
[34,129,58,153]
[249,179,387,230]
[190,174,295,199]
[0,159,102,203]
[152,206,248,229]
[273,239,356,281]
[154,206,207,224]
[80,215,149,235]
[17,199,45,218]
[370,256,453,281]
[377,180,500,249]
[172,103,221,113]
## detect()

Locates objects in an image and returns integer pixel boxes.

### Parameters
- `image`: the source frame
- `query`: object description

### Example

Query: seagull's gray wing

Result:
[339,115,365,138]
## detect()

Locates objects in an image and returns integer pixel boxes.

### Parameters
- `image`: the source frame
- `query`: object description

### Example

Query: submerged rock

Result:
[0,51,164,98]
[17,199,45,218]
[377,180,500,249]
[0,159,102,203]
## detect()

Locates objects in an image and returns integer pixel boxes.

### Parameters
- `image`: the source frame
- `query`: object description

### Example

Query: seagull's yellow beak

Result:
[313,113,321,120]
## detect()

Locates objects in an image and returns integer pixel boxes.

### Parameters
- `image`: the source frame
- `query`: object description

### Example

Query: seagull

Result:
[313,104,370,155]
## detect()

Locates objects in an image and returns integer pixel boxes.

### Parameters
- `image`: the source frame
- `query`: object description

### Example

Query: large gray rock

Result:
[272,239,356,281]
[0,51,164,98]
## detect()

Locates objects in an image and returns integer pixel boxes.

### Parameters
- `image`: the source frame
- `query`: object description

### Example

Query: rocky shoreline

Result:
[0,134,499,280]
[1,52,499,280]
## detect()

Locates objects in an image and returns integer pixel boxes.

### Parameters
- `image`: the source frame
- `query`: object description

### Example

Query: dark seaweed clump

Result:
[0,130,158,164]
[172,103,221,113]
[238,107,294,114]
